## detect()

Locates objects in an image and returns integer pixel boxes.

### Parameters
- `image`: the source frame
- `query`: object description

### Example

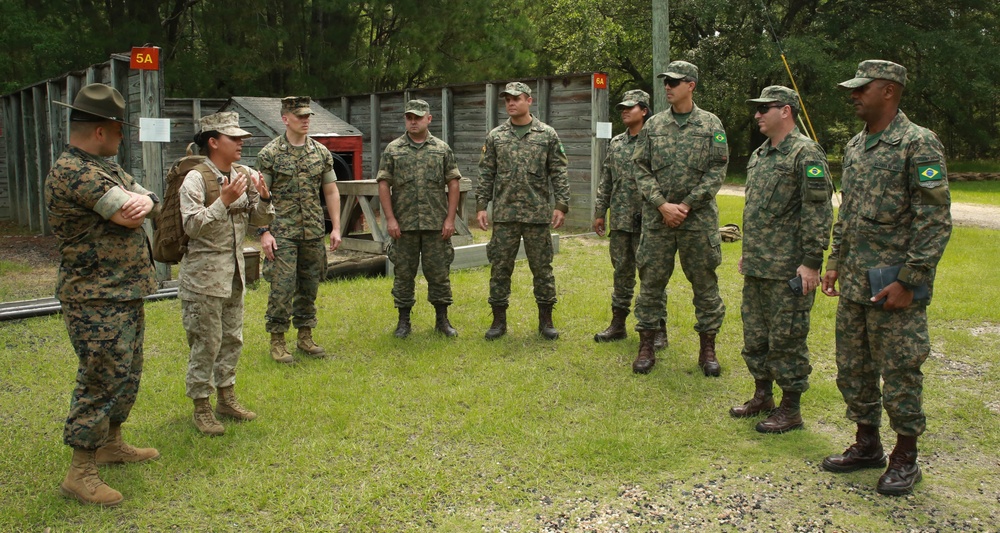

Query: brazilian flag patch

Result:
[917,164,943,182]
[713,131,727,144]
[805,165,826,179]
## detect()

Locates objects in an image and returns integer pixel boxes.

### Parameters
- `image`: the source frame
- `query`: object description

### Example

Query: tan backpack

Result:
[153,144,247,263]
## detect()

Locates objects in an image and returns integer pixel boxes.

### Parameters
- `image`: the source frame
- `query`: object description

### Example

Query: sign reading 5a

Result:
[130,47,160,70]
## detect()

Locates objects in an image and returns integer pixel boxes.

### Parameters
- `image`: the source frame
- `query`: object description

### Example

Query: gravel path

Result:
[718,185,1000,230]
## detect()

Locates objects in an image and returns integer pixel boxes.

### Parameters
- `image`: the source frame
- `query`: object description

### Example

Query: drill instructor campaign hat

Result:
[52,83,138,127]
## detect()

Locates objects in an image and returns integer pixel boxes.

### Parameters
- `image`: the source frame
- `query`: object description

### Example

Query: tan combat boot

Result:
[270,332,294,364]
[296,327,326,357]
[216,385,257,421]
[60,448,124,507]
[95,424,160,465]
[193,397,225,436]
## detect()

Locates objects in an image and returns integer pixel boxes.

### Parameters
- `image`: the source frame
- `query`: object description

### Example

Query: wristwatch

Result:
[256,227,270,236]
[147,192,160,204]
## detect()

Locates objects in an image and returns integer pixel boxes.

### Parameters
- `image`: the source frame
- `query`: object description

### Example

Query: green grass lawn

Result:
[948,180,1000,206]
[1,196,998,531]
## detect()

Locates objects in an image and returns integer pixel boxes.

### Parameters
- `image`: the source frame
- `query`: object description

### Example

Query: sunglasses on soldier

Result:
[755,104,785,114]
[664,78,690,88]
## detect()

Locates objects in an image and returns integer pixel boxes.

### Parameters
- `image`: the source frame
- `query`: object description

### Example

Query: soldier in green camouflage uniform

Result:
[731,86,834,434]
[257,96,341,363]
[45,84,161,506]
[180,112,274,436]
[630,61,729,375]
[593,89,667,348]
[820,61,952,497]
[476,81,570,340]
[377,100,462,338]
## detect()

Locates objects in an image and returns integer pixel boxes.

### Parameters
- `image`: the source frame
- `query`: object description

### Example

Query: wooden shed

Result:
[218,96,364,182]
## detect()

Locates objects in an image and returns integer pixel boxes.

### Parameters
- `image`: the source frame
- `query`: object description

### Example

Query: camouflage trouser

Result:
[741,276,814,392]
[264,237,326,333]
[62,299,145,450]
[182,276,244,399]
[487,222,556,307]
[634,228,725,332]
[387,230,455,308]
[835,298,930,437]
[608,230,640,311]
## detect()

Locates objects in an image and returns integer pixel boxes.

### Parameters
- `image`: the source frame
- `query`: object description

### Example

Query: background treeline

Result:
[1,0,997,159]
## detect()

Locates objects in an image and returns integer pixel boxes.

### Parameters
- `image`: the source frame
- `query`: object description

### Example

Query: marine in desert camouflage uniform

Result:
[179,112,274,436]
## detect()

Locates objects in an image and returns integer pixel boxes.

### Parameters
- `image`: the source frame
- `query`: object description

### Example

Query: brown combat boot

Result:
[270,332,294,364]
[729,380,775,418]
[653,318,668,352]
[698,332,721,376]
[296,327,326,357]
[60,448,123,507]
[434,305,458,337]
[877,435,921,496]
[632,330,657,374]
[193,397,225,436]
[755,391,803,433]
[216,385,257,421]
[485,305,507,340]
[594,307,628,342]
[95,424,160,465]
[822,424,887,472]
[538,304,559,340]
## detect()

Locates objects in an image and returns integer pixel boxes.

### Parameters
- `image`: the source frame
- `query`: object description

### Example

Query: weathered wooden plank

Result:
[20,90,40,231]
[441,88,454,147]
[369,94,381,179]
[33,86,51,235]
[536,78,551,123]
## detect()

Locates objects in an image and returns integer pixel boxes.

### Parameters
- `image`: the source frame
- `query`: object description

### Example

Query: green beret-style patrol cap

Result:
[200,111,252,138]
[499,81,532,97]
[746,85,800,112]
[404,99,430,117]
[281,96,314,116]
[838,60,908,89]
[656,61,699,82]
[615,89,651,109]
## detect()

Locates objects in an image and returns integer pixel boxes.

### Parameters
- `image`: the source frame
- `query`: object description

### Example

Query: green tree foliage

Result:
[1,0,997,158]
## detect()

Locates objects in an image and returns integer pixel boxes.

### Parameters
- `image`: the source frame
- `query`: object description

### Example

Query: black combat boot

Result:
[538,304,559,340]
[632,330,657,374]
[755,391,803,433]
[594,307,628,342]
[822,424,887,472]
[485,305,507,340]
[653,318,668,351]
[434,304,458,337]
[877,435,921,496]
[730,380,775,418]
[698,332,721,376]
[393,307,412,338]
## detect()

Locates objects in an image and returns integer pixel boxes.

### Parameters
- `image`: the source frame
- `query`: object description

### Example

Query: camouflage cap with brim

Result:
[404,99,430,117]
[746,85,800,112]
[200,111,252,138]
[838,60,908,89]
[499,81,532,97]
[281,96,314,116]
[616,89,651,109]
[656,60,699,82]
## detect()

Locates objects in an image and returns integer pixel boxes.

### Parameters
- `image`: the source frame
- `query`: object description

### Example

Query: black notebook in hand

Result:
[868,264,929,307]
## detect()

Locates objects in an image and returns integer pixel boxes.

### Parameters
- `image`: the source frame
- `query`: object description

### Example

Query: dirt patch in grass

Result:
[0,224,60,301]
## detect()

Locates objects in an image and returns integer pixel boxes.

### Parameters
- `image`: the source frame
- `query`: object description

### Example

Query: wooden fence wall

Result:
[0,53,165,237]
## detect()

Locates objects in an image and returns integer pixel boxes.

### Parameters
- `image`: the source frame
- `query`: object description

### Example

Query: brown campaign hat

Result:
[52,83,137,127]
